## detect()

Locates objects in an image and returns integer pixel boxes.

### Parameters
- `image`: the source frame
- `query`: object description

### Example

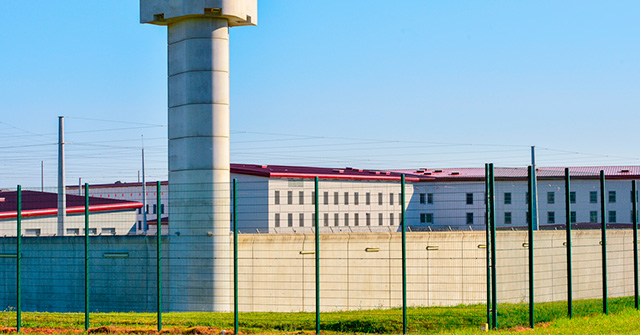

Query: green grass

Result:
[0,296,638,334]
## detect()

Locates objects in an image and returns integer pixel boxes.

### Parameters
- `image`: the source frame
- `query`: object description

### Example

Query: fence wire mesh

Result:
[0,168,639,333]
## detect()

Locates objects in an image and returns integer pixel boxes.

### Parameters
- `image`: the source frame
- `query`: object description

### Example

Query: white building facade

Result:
[69,165,640,234]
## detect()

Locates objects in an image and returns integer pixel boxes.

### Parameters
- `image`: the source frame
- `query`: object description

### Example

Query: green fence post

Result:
[565,168,573,318]
[157,181,162,332]
[314,177,320,334]
[484,164,491,330]
[401,174,407,334]
[16,185,22,333]
[633,180,638,310]
[233,179,239,335]
[600,171,608,315]
[84,183,90,331]
[489,164,497,329]
[527,166,535,328]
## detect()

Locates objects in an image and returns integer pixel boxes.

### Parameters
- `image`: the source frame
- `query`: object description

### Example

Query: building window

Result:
[275,213,280,227]
[354,213,360,226]
[547,192,555,204]
[525,192,529,204]
[421,213,434,224]
[299,191,304,205]
[146,204,149,214]
[334,213,339,226]
[287,191,293,205]
[354,192,359,205]
[102,228,116,235]
[66,228,79,236]
[608,191,616,203]
[466,213,474,224]
[137,208,142,214]
[161,204,165,214]
[427,193,434,204]
[83,228,97,235]
[334,192,339,205]
[570,192,576,204]
[288,213,293,227]
[466,193,473,205]
[366,193,371,205]
[299,213,304,227]
[274,191,280,205]
[547,211,555,224]
[570,211,577,224]
[390,213,394,226]
[323,192,329,205]
[324,213,329,226]
[390,193,394,205]
[590,191,598,204]
[590,211,598,223]
[378,193,383,205]
[504,212,512,224]
[379,213,383,226]
[344,213,349,226]
[153,204,157,214]
[504,193,512,205]
[366,213,371,226]
[420,193,426,204]
[311,191,316,205]
[344,192,349,205]
[138,221,142,230]
[311,213,316,227]
[609,211,616,223]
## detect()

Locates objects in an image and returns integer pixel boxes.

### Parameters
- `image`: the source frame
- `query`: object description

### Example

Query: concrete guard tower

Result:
[140,0,257,312]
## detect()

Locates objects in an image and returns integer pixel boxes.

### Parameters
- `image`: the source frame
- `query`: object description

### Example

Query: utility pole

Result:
[57,116,66,236]
[142,137,147,233]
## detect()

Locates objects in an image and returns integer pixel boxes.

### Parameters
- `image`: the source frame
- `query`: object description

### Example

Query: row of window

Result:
[274,190,638,207]
[502,210,636,224]
[137,204,165,215]
[20,228,116,237]
[420,213,476,224]
[66,228,114,235]
[274,191,405,206]
[274,212,402,227]
[416,210,640,225]
[503,191,637,205]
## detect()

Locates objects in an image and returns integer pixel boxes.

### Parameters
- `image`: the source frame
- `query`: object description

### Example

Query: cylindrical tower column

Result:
[141,0,257,312]
[168,17,231,312]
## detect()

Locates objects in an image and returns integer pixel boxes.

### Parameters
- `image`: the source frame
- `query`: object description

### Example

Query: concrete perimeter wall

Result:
[0,231,633,312]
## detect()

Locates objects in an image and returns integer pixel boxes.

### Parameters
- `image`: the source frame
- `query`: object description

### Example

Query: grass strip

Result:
[0,296,637,334]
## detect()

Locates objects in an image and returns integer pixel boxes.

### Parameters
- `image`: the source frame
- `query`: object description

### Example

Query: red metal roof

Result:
[392,166,640,181]
[66,181,168,190]
[49,165,640,189]
[231,164,425,181]
[0,190,143,220]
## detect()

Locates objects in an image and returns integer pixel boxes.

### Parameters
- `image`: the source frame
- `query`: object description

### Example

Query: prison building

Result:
[62,164,640,234]
[0,190,142,237]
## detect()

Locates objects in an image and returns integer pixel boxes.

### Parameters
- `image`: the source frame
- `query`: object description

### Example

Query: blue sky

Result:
[0,1,639,187]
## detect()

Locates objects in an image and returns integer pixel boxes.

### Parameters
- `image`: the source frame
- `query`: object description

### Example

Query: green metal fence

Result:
[1,166,640,333]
